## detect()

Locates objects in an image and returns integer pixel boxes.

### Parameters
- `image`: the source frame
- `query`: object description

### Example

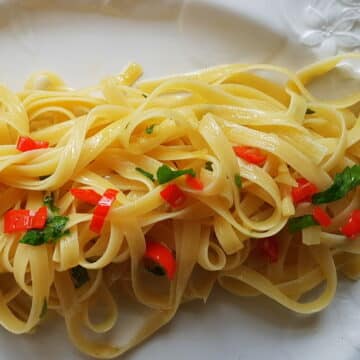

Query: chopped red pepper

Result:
[4,209,32,233]
[30,206,47,229]
[4,206,48,233]
[71,188,102,206]
[291,178,318,205]
[258,237,279,263]
[89,215,105,234]
[233,146,267,166]
[17,136,49,152]
[340,209,360,238]
[89,188,118,233]
[185,174,204,190]
[144,241,176,280]
[312,206,332,227]
[160,184,186,207]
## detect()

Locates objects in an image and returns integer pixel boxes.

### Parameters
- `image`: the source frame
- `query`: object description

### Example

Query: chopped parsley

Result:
[145,124,155,134]
[135,167,155,182]
[205,161,213,171]
[43,194,59,212]
[234,174,242,188]
[306,108,315,115]
[157,164,195,184]
[142,93,148,98]
[71,265,90,288]
[312,165,360,204]
[288,215,318,233]
[20,215,69,246]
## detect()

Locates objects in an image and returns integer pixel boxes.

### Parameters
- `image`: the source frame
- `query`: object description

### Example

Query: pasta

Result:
[0,54,359,358]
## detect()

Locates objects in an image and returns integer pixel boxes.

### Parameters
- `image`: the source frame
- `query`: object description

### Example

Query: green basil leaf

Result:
[71,265,89,288]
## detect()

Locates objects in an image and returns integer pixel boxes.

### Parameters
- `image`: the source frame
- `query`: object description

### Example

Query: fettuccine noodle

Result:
[0,54,359,358]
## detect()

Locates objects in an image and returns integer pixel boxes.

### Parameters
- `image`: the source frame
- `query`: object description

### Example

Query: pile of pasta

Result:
[0,54,359,358]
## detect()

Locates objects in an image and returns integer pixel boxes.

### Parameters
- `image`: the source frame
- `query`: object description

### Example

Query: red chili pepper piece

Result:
[17,136,49,152]
[89,188,118,233]
[71,188,102,206]
[312,206,332,227]
[144,241,176,280]
[30,206,48,229]
[233,146,267,166]
[4,209,32,233]
[341,209,360,238]
[291,178,318,205]
[4,206,49,233]
[160,184,186,207]
[185,174,204,190]
[89,215,105,234]
[258,237,279,263]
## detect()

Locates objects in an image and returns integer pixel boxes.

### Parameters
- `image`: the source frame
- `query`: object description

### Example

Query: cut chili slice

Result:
[71,188,102,206]
[233,146,267,166]
[185,174,204,190]
[340,209,360,238]
[258,237,279,263]
[4,209,32,233]
[312,206,332,227]
[30,206,48,229]
[89,188,118,233]
[89,215,105,234]
[144,241,176,280]
[17,136,49,152]
[291,178,318,205]
[160,184,186,207]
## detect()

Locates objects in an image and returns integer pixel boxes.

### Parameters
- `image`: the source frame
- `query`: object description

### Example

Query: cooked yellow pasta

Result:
[0,54,359,358]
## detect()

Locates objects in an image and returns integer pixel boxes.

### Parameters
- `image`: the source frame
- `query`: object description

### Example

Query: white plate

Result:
[0,1,359,359]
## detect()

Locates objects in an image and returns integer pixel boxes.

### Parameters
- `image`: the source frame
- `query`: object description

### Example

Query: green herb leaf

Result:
[288,215,318,233]
[43,216,69,242]
[71,265,89,288]
[43,194,59,212]
[40,299,47,318]
[20,215,69,246]
[205,161,213,171]
[20,230,44,246]
[145,124,155,134]
[306,108,315,115]
[142,93,148,99]
[135,167,155,182]
[312,165,360,204]
[157,164,195,184]
[234,174,242,188]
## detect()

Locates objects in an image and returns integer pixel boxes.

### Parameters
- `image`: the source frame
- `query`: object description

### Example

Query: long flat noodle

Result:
[0,55,359,358]
[219,245,337,314]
